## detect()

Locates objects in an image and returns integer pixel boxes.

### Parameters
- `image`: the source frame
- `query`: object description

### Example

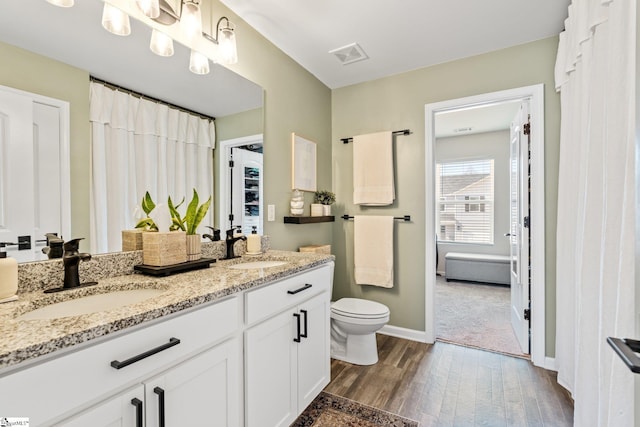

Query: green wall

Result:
[221,1,334,251]
[331,37,560,356]
[0,42,90,249]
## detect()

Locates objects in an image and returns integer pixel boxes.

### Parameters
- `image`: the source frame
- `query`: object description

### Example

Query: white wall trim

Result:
[424,84,546,368]
[544,357,558,372]
[379,324,428,343]
[217,134,264,232]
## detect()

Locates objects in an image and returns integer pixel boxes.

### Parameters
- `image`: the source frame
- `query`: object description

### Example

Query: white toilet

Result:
[330,298,390,366]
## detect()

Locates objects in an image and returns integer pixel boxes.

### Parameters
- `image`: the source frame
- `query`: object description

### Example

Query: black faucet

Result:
[224,227,247,259]
[203,226,221,242]
[62,238,96,290]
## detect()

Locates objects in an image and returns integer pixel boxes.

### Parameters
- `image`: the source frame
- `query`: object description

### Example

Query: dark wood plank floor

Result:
[324,335,574,426]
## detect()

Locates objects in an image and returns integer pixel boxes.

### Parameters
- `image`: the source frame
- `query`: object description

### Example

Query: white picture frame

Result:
[291,133,317,191]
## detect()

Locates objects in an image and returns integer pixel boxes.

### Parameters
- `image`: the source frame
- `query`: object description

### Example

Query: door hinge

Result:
[228,160,234,168]
[523,122,531,136]
[523,216,530,228]
[524,308,531,321]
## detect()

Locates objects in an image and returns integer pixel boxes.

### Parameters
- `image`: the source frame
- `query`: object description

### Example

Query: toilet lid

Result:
[331,298,390,319]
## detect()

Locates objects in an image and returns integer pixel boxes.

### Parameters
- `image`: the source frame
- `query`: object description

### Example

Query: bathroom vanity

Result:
[0,250,334,426]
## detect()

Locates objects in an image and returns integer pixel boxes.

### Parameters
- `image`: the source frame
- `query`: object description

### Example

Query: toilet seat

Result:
[331,298,390,320]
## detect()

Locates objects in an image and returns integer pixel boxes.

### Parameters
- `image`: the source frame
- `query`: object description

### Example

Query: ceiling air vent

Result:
[329,43,369,65]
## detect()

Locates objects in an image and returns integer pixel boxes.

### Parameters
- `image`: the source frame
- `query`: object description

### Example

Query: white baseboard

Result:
[544,357,558,371]
[378,324,428,343]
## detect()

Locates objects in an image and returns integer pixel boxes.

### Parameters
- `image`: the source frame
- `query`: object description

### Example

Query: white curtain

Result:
[554,0,635,425]
[89,82,216,254]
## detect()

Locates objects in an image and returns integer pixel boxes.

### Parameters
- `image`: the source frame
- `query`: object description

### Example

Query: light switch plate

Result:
[267,204,275,222]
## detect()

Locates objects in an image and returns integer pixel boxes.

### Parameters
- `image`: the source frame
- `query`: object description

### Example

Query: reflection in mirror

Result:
[0,0,264,262]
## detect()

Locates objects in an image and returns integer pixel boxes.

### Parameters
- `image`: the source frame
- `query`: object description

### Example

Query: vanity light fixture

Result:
[180,0,203,41]
[102,3,131,36]
[136,0,160,19]
[45,0,74,7]
[150,29,174,57]
[203,17,238,65]
[189,50,210,75]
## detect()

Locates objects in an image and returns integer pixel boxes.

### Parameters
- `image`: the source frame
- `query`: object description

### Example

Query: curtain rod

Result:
[341,129,411,144]
[341,214,411,222]
[90,76,215,122]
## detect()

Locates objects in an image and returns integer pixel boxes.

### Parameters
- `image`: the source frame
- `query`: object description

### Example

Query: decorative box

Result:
[298,244,331,255]
[142,231,187,266]
[122,229,144,252]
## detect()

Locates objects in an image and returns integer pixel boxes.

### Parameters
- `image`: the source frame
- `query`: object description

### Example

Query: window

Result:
[436,159,494,244]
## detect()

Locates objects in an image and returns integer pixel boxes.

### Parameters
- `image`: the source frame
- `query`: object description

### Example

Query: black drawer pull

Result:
[287,283,312,295]
[111,337,180,369]
[154,386,166,427]
[300,309,308,339]
[131,397,143,427]
[293,313,301,343]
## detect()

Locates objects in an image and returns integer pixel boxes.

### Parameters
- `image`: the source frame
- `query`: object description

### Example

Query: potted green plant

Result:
[169,189,211,261]
[134,191,158,231]
[314,190,336,216]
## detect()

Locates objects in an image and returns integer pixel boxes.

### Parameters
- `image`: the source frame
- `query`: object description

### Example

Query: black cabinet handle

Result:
[154,386,166,427]
[131,397,143,427]
[300,309,308,339]
[287,283,312,295]
[111,338,180,369]
[293,313,301,342]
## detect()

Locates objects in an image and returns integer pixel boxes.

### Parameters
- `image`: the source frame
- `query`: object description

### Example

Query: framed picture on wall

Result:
[291,132,317,191]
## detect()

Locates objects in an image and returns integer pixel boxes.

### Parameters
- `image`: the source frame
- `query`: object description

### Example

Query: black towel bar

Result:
[341,215,411,222]
[341,129,411,144]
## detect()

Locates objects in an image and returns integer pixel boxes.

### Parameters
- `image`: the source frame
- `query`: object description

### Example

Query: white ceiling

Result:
[220,0,569,89]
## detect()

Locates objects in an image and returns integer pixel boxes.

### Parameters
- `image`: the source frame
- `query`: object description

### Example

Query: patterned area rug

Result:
[291,391,419,427]
[435,276,528,358]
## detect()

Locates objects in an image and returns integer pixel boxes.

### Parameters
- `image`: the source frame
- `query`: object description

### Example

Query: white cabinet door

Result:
[60,385,144,427]
[297,293,330,410]
[145,338,240,427]
[245,290,330,427]
[245,309,298,427]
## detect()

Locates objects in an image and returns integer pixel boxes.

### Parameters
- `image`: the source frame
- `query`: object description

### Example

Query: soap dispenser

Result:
[0,242,18,303]
[247,226,261,254]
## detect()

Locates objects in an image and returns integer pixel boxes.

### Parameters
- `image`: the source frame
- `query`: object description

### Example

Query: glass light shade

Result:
[136,0,160,19]
[102,3,131,36]
[189,50,210,75]
[150,29,174,57]
[217,24,237,65]
[180,2,202,41]
[46,0,74,7]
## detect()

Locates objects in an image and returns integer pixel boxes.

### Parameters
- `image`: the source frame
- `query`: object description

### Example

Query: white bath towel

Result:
[354,216,394,288]
[353,131,395,205]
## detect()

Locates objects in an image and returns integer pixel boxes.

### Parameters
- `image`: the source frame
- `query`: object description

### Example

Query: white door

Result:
[145,340,240,427]
[230,147,263,235]
[297,293,330,410]
[0,86,69,262]
[509,101,531,353]
[60,385,144,427]
[245,309,297,427]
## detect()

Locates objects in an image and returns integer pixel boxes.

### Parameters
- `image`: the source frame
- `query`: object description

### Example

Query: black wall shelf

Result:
[284,216,335,224]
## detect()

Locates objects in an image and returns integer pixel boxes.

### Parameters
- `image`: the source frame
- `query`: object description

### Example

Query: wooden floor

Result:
[324,335,574,426]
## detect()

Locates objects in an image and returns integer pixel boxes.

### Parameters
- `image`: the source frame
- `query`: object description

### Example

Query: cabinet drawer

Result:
[245,264,333,325]
[0,296,239,425]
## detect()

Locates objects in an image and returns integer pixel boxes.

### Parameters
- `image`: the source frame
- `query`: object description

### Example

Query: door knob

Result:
[504,233,511,237]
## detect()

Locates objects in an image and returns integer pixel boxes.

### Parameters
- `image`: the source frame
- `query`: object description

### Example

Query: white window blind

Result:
[436,159,494,244]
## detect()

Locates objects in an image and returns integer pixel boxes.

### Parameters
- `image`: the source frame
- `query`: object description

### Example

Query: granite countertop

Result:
[0,250,334,373]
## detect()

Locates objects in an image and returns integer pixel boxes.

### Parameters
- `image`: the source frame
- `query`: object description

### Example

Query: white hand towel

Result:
[354,216,394,288]
[353,131,395,205]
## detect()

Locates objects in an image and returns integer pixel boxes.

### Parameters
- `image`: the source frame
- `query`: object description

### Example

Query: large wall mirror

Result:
[0,0,264,262]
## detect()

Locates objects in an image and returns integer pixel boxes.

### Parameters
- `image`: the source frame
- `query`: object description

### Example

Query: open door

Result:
[509,101,531,354]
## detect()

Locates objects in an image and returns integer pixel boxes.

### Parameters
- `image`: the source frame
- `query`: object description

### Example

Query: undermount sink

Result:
[228,260,287,270]
[17,289,165,321]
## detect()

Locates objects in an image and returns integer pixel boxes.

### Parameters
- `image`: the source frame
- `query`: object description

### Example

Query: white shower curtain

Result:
[89,82,216,254]
[554,0,635,425]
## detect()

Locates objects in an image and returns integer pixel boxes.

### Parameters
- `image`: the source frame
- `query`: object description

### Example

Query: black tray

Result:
[134,258,216,277]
